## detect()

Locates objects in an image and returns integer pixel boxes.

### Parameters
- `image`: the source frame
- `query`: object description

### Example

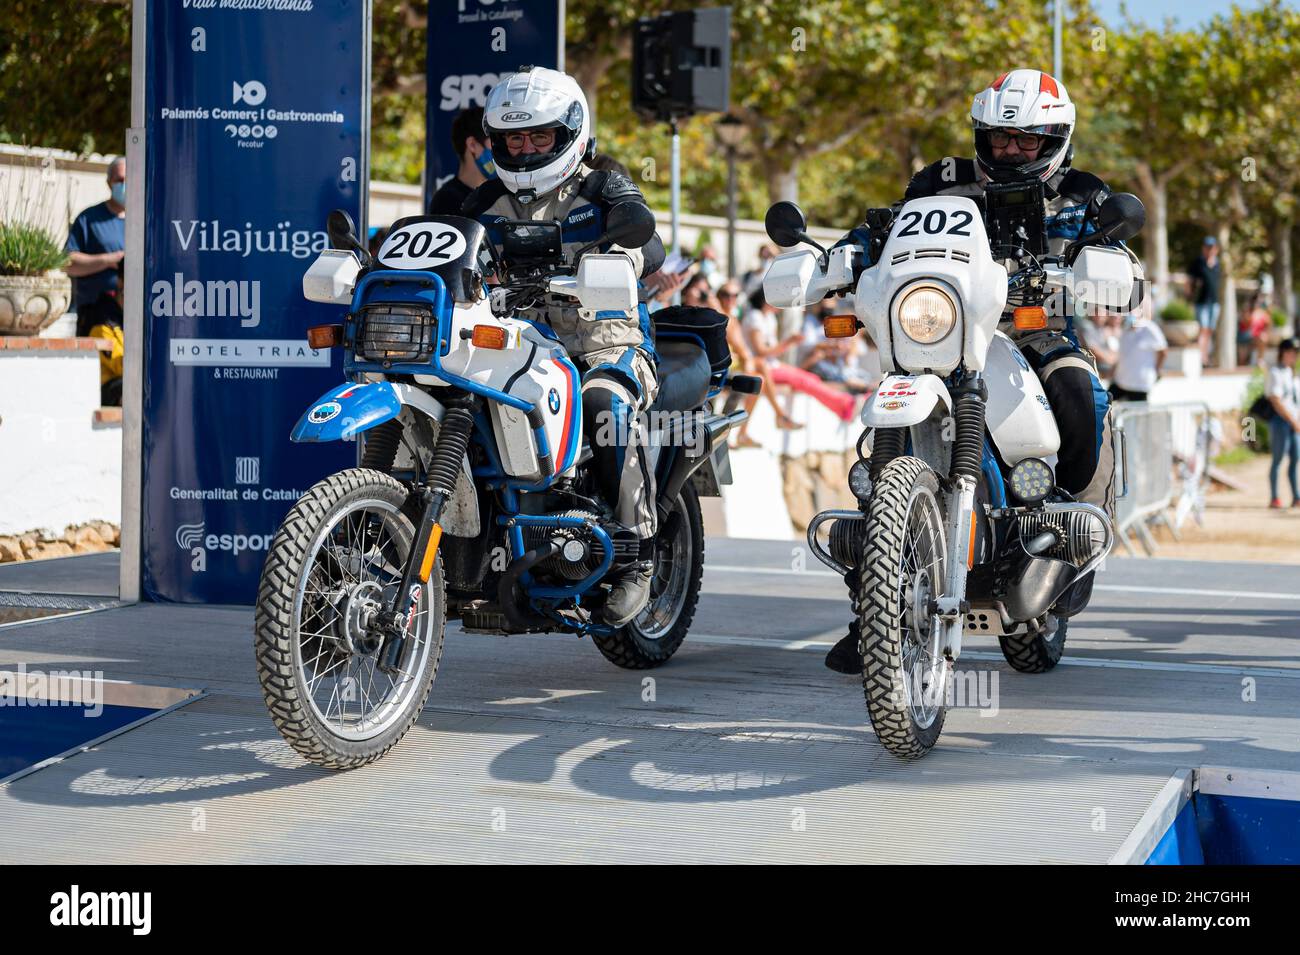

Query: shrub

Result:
[1160,299,1195,324]
[0,221,68,276]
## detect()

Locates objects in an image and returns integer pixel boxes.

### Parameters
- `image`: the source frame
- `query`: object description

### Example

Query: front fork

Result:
[374,400,477,673]
[936,476,976,662]
[934,370,986,664]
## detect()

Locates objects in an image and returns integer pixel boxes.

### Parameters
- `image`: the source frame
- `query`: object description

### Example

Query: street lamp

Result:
[715,114,747,281]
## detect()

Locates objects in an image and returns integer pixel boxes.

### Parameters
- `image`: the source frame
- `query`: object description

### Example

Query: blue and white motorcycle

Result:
[254,207,752,769]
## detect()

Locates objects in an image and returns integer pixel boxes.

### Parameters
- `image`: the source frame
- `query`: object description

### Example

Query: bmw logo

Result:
[547,388,561,414]
[308,401,342,424]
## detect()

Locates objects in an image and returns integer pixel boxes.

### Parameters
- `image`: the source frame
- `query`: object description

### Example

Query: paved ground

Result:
[1147,453,1300,564]
[0,542,1296,863]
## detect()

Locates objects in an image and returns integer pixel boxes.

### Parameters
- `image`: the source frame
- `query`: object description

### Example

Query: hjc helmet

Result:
[482,66,595,203]
[971,69,1076,183]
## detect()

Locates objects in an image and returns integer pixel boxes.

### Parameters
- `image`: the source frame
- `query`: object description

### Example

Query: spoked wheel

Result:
[998,613,1068,673]
[254,468,446,769]
[856,456,951,759]
[593,483,704,670]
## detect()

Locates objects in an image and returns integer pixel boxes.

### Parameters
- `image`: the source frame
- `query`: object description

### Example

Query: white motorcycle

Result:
[763,191,1144,758]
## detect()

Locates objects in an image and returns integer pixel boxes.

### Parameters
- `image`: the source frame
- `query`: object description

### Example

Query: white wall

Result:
[0,350,121,536]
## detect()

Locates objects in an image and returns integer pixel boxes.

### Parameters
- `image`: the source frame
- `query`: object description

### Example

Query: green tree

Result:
[0,0,130,155]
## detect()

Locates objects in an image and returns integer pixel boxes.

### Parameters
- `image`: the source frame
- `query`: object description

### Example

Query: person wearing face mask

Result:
[429,107,497,217]
[65,156,127,320]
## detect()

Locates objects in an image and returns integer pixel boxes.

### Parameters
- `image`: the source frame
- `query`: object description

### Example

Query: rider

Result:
[463,67,667,627]
[823,68,1138,674]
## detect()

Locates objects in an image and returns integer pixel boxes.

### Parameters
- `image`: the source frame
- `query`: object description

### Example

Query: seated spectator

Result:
[743,289,856,422]
[718,281,801,444]
[1076,306,1120,380]
[80,260,125,406]
[741,244,776,296]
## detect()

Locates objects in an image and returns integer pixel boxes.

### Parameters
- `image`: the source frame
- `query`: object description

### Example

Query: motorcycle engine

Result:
[521,509,610,582]
[1015,510,1107,567]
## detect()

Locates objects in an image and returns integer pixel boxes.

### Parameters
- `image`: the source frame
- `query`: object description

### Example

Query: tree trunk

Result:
[766,161,800,209]
[1217,222,1237,370]
[1134,162,1170,306]
[1271,220,1295,333]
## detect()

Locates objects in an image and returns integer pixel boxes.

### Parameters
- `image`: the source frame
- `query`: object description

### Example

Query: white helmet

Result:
[971,69,1075,183]
[482,67,594,203]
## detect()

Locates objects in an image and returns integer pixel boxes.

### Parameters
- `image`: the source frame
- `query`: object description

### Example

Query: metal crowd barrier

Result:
[1112,401,1216,555]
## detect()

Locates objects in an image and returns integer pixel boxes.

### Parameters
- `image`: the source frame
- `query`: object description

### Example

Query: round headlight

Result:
[1009,457,1054,505]
[897,284,957,344]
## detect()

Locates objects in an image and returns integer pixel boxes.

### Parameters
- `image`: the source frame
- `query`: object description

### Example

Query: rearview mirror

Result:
[603,201,658,249]
[764,201,808,248]
[1097,193,1145,243]
[327,209,360,251]
[326,208,373,268]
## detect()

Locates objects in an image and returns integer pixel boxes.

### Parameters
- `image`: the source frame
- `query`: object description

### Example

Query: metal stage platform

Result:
[1,543,1297,863]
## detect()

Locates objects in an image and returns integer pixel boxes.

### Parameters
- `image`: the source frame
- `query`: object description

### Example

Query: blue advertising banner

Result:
[424,0,563,210]
[142,0,367,603]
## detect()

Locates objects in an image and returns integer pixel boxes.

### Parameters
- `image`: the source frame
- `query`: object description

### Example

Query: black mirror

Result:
[1097,193,1145,243]
[604,201,657,249]
[765,201,807,247]
[327,209,360,251]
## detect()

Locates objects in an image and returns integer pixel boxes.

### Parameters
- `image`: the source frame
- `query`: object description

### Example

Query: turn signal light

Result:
[471,325,507,349]
[822,314,859,339]
[1012,307,1047,330]
[306,324,344,349]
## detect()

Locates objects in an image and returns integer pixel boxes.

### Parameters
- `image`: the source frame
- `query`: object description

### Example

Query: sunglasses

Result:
[503,130,556,149]
[988,130,1043,150]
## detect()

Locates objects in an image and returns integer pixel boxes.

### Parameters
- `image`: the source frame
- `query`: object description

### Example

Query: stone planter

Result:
[0,271,72,335]
[1161,319,1201,347]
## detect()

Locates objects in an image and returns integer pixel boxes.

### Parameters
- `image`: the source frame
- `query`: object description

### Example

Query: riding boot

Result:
[824,618,863,674]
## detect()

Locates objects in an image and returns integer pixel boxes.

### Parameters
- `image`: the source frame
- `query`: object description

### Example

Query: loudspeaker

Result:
[631,7,731,121]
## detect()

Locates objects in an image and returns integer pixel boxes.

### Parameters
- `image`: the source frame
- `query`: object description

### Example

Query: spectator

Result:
[1187,236,1222,364]
[83,259,125,406]
[743,289,856,421]
[1076,307,1120,381]
[716,280,801,445]
[741,244,776,296]
[429,107,494,216]
[697,245,722,287]
[1109,301,1167,403]
[65,155,126,317]
[368,225,389,259]
[1266,337,1300,509]
[1241,293,1272,368]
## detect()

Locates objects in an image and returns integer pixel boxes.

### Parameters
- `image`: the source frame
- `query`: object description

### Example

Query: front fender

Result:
[862,374,952,429]
[292,381,402,442]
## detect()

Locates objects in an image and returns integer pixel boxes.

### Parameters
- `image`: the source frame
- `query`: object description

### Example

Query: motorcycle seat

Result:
[650,339,712,414]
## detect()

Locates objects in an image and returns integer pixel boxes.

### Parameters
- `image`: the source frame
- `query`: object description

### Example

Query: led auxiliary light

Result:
[897,283,957,344]
[1009,457,1053,505]
[848,459,873,500]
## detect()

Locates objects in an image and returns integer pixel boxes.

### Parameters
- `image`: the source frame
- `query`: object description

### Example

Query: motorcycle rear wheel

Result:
[593,484,704,670]
[997,614,1068,673]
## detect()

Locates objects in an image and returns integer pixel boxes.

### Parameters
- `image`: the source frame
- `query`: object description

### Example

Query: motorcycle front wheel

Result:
[856,456,951,759]
[254,468,445,769]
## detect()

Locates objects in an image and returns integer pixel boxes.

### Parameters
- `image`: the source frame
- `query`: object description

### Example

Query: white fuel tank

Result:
[984,331,1060,465]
